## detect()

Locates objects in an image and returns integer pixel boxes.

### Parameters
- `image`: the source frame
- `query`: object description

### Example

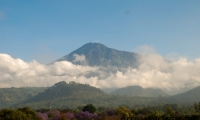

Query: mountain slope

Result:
[56,42,140,68]
[172,86,200,103]
[111,86,168,97]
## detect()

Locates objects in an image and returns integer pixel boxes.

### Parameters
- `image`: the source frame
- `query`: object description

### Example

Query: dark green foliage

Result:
[48,113,54,118]
[165,105,175,116]
[17,107,35,115]
[194,102,200,113]
[82,104,96,113]
[36,108,50,113]
[0,107,41,120]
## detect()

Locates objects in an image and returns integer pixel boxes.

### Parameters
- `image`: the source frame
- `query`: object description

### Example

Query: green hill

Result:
[24,81,106,103]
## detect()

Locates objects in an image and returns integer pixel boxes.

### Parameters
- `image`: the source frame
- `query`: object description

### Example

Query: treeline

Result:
[1,103,200,120]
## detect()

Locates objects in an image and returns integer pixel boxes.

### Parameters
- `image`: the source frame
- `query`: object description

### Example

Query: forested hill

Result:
[56,42,140,68]
[24,81,106,103]
[172,86,200,103]
[111,86,168,97]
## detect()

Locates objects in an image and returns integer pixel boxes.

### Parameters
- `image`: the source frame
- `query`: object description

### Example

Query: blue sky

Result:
[0,0,200,64]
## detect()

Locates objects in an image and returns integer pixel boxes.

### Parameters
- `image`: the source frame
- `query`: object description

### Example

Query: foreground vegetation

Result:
[1,103,200,120]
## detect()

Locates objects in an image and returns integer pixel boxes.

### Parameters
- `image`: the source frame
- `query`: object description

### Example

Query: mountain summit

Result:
[56,42,140,68]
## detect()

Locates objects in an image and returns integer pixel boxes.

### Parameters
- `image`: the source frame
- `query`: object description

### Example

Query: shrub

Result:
[0,108,41,120]
[82,104,96,113]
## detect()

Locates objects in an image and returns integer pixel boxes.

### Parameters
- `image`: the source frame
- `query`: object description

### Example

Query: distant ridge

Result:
[56,42,140,68]
[111,86,168,97]
[172,86,200,103]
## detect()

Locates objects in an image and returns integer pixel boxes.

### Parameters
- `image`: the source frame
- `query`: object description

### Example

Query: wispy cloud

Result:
[73,54,88,65]
[133,45,156,55]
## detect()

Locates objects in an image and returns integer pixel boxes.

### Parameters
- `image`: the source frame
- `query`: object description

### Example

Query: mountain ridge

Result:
[56,42,140,68]
[171,86,200,104]
[111,85,168,97]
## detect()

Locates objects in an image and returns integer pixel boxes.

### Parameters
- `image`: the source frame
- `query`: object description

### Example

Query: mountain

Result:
[111,86,168,97]
[56,42,140,68]
[171,86,200,104]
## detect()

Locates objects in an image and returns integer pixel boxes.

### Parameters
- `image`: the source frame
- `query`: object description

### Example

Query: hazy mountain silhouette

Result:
[56,42,140,68]
[111,86,168,97]
[172,86,200,103]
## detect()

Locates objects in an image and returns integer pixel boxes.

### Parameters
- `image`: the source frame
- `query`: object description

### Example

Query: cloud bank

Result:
[1,48,200,95]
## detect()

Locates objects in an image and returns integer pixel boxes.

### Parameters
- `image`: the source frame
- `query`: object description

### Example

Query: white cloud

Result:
[73,54,86,63]
[1,50,200,95]
[0,54,29,73]
[0,54,96,87]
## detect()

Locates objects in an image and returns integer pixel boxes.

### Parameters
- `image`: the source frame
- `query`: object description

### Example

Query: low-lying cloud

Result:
[1,47,200,95]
